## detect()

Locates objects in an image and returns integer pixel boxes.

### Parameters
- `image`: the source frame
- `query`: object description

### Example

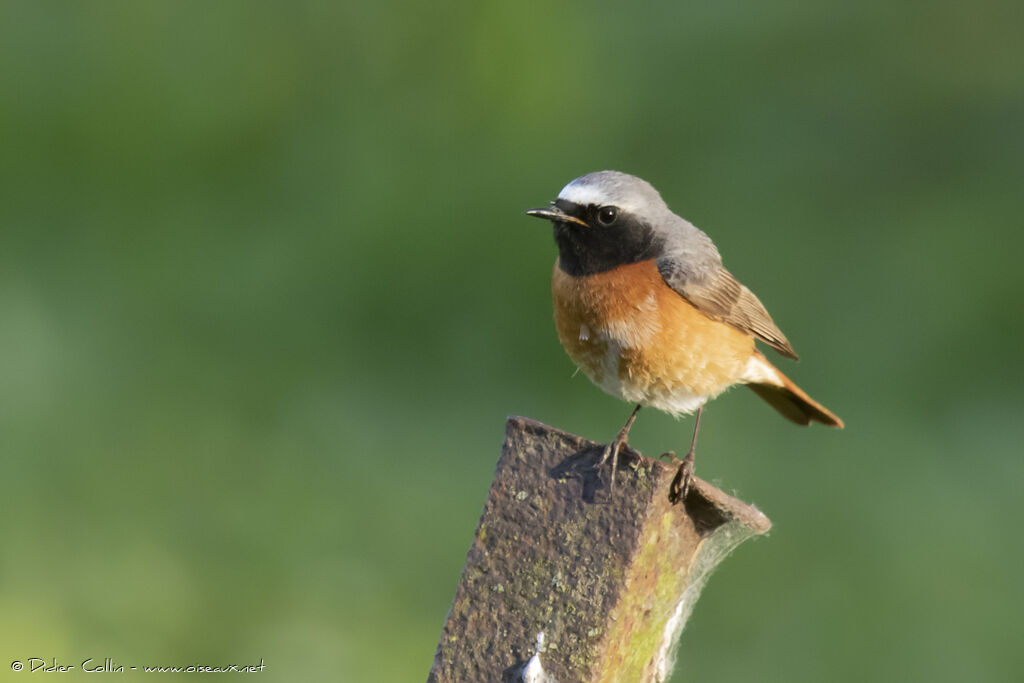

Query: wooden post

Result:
[427,417,771,683]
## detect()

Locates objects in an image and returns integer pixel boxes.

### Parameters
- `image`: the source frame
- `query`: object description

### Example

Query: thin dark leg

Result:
[600,404,642,489]
[670,405,704,504]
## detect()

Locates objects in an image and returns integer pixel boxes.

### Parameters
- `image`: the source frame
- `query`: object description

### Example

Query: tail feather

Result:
[744,352,844,428]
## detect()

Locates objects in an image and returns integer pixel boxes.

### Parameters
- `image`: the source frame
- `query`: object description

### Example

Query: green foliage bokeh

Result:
[2,2,1022,681]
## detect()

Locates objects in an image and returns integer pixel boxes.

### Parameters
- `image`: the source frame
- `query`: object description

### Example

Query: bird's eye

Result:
[597,206,618,226]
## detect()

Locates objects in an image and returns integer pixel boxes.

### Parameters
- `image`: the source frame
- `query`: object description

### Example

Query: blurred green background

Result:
[2,1,1022,681]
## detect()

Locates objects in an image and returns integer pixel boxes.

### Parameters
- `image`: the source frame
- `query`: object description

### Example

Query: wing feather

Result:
[657,258,799,360]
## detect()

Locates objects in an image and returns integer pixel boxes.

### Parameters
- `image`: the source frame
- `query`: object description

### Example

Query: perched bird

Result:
[526,170,843,499]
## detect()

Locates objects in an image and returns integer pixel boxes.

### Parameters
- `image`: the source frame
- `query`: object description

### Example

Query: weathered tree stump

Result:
[428,416,771,683]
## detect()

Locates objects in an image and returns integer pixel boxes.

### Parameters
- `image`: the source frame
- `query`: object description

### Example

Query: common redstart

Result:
[526,170,843,500]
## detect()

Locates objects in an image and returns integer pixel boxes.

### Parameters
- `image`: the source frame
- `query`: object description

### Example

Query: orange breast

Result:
[551,259,756,415]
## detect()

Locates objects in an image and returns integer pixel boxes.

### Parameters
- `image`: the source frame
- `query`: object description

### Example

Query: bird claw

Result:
[599,436,626,489]
[659,450,681,464]
[668,449,695,505]
[598,405,641,491]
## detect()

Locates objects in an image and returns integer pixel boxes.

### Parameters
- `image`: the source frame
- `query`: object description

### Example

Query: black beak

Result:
[525,206,589,228]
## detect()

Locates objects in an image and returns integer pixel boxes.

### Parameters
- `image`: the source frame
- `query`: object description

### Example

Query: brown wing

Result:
[657,258,799,360]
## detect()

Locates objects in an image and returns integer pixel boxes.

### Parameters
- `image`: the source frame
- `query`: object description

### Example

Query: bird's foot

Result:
[599,405,642,490]
[599,432,629,490]
[668,448,695,505]
[659,450,681,464]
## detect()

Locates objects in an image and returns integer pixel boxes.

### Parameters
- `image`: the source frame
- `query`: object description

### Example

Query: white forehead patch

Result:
[555,172,664,217]
[557,181,614,208]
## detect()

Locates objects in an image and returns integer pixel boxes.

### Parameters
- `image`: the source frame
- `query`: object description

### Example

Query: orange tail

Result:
[746,353,844,428]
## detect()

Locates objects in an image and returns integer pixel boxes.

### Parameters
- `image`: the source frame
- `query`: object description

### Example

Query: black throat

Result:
[552,201,664,276]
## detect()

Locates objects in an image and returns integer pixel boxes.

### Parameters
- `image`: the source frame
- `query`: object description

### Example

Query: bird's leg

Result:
[600,404,642,489]
[670,405,704,504]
